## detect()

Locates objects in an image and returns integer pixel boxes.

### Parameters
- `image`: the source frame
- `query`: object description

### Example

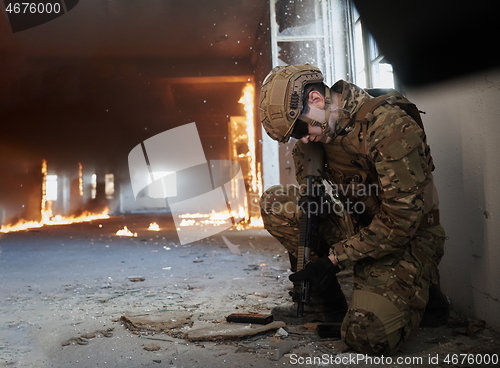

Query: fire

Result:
[236,82,263,228]
[78,162,84,196]
[0,160,110,233]
[177,207,248,229]
[238,83,262,196]
[234,215,264,230]
[176,206,260,231]
[0,221,43,233]
[45,209,110,225]
[116,226,137,237]
[175,83,264,232]
[148,222,160,231]
[41,159,48,222]
[0,208,110,233]
[178,211,232,227]
[248,216,264,228]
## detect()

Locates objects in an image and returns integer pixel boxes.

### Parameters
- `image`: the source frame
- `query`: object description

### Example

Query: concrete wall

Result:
[405,68,500,331]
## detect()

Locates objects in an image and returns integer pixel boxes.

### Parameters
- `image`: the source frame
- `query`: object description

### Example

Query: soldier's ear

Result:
[308,90,325,109]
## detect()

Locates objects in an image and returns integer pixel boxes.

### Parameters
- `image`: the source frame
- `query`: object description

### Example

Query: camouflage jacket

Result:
[292,80,439,269]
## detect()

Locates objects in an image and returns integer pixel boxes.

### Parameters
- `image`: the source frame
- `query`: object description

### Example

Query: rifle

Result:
[295,142,326,317]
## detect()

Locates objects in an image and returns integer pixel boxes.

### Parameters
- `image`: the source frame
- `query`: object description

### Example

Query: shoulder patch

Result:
[387,130,422,160]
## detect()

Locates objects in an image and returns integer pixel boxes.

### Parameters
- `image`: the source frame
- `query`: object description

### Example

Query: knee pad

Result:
[260,184,300,215]
[342,308,394,356]
[342,290,417,356]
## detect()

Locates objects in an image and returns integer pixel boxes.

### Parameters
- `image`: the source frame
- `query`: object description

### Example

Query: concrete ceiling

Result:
[1,0,269,60]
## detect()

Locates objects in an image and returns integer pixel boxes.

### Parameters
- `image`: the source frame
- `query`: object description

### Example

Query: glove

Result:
[289,256,341,283]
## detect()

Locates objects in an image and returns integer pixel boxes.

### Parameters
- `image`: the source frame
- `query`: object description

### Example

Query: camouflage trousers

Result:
[260,185,446,356]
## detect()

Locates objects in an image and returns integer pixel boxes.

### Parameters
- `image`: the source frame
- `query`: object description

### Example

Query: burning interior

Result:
[0,77,264,238]
[0,0,273,243]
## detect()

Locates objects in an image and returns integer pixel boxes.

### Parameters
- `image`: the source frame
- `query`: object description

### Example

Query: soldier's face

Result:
[298,90,334,144]
[299,123,324,144]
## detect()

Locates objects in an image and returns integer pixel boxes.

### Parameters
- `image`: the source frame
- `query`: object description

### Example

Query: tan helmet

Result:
[259,64,331,143]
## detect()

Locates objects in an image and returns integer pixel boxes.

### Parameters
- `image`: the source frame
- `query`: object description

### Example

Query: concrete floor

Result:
[1,214,499,368]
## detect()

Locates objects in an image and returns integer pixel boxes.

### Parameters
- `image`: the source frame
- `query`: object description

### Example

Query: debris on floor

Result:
[2,219,500,368]
[61,328,114,346]
[186,321,286,341]
[270,340,298,361]
[127,276,145,282]
[143,343,161,351]
[121,311,192,333]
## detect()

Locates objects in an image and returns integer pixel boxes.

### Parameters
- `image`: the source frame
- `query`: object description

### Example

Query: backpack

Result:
[360,88,425,131]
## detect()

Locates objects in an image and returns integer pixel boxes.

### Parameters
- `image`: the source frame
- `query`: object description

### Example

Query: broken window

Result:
[269,0,395,87]
[349,3,395,88]
[270,0,337,83]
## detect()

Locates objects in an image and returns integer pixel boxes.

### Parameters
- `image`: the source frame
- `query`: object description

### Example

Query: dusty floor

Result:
[1,214,499,368]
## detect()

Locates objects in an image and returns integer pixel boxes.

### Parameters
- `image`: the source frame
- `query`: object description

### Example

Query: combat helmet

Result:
[259,64,332,143]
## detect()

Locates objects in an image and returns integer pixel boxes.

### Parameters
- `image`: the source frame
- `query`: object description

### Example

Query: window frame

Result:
[346,0,400,90]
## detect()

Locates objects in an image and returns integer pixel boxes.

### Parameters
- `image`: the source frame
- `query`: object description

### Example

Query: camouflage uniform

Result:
[260,80,446,355]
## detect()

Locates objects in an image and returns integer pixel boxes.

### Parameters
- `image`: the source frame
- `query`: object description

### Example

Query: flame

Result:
[234,216,264,230]
[44,208,110,226]
[78,162,84,196]
[41,159,48,222]
[236,83,263,228]
[177,207,249,228]
[178,211,232,227]
[148,222,160,231]
[0,221,43,233]
[248,216,264,228]
[116,226,137,237]
[177,83,265,232]
[176,205,262,231]
[0,207,110,233]
[238,83,262,196]
[0,160,110,233]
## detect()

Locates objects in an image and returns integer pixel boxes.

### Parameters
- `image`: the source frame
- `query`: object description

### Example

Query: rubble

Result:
[60,328,114,346]
[186,321,286,341]
[120,311,192,333]
[127,276,145,282]
[270,340,298,361]
[143,343,161,351]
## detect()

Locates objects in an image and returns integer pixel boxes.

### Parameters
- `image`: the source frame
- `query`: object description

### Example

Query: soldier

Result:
[259,64,449,356]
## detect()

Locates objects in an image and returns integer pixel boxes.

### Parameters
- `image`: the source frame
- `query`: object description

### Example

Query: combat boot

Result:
[272,273,348,325]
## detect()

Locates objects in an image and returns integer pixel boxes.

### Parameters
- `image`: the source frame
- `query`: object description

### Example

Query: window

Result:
[349,3,395,89]
[269,0,395,87]
[266,0,397,186]
[270,0,340,84]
